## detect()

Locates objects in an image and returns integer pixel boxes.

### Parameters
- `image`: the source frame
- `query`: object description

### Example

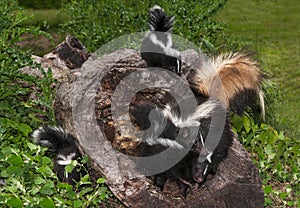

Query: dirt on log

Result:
[48,37,264,208]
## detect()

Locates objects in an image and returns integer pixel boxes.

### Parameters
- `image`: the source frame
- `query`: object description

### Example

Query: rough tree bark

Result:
[25,36,264,207]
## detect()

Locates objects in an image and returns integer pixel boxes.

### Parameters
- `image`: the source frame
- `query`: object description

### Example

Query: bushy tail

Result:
[192,52,265,118]
[32,126,76,152]
[148,5,174,32]
[141,5,182,74]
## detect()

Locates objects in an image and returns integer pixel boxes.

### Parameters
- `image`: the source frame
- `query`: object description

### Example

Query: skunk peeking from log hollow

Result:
[131,97,235,196]
[141,5,182,75]
[32,126,83,184]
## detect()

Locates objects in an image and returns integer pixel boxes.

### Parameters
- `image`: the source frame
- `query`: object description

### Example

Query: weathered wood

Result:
[53,46,264,207]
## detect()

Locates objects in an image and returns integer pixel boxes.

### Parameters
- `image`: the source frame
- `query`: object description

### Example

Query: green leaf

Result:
[73,200,83,208]
[243,115,252,133]
[37,166,53,176]
[27,142,38,151]
[6,166,24,176]
[65,163,75,173]
[79,187,93,196]
[41,156,52,165]
[2,147,13,154]
[264,185,272,194]
[97,178,106,184]
[31,186,40,195]
[7,154,23,166]
[34,176,45,185]
[6,196,23,208]
[40,184,54,195]
[81,155,89,164]
[17,123,32,136]
[38,198,55,208]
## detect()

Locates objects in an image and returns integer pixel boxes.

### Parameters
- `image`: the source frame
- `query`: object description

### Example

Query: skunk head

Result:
[191,152,213,183]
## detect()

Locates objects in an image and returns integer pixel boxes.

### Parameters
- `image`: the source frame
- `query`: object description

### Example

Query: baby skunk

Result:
[141,5,182,75]
[32,126,83,184]
[131,97,234,196]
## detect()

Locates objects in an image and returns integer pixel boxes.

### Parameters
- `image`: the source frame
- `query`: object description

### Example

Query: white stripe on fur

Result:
[162,99,219,128]
[146,137,184,149]
[56,153,76,166]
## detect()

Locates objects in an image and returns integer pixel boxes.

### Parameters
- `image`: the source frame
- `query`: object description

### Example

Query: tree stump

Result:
[52,46,264,208]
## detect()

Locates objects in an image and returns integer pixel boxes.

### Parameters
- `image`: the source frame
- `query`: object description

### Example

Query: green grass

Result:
[216,1,300,206]
[216,0,300,138]
[22,9,68,31]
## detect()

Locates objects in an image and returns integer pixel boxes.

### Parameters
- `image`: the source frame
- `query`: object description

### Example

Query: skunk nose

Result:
[193,175,204,183]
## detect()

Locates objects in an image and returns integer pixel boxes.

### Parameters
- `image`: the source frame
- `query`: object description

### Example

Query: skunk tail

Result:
[32,126,76,152]
[141,5,182,75]
[192,52,265,118]
[148,5,175,32]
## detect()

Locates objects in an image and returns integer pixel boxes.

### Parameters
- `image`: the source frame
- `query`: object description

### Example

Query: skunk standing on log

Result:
[32,126,83,184]
[141,5,182,75]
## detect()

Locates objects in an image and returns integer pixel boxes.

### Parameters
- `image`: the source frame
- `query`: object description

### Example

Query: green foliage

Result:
[0,143,110,207]
[17,0,67,9]
[232,113,299,207]
[60,0,227,53]
[0,0,110,207]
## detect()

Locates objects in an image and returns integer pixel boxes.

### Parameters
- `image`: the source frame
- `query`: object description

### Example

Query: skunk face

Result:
[54,149,81,184]
[141,5,182,75]
[191,154,213,184]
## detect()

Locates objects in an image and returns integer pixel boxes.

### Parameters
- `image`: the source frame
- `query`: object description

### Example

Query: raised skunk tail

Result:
[32,126,83,184]
[141,5,182,75]
[148,5,174,33]
[190,52,265,118]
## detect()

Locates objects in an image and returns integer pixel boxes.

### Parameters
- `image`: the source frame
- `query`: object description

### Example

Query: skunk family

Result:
[139,5,265,196]
[141,5,182,75]
[32,126,83,184]
[188,52,265,118]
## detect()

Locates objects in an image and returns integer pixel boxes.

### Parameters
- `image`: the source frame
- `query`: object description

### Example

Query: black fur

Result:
[229,88,260,116]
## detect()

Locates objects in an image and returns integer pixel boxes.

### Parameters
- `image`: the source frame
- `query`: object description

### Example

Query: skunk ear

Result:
[192,52,264,118]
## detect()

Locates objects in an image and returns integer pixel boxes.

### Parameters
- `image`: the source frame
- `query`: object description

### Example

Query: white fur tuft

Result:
[162,98,220,128]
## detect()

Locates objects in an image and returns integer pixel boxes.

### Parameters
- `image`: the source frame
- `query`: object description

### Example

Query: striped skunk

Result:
[187,52,265,118]
[131,98,234,196]
[32,126,83,184]
[141,5,182,75]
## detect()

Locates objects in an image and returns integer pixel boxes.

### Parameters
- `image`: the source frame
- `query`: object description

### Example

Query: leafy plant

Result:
[0,1,111,207]
[231,113,299,207]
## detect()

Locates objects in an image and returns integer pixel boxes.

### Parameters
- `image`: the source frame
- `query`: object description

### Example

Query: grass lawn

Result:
[23,9,67,30]
[216,0,300,138]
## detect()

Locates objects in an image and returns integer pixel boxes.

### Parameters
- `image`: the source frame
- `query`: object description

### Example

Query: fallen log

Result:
[48,38,264,207]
